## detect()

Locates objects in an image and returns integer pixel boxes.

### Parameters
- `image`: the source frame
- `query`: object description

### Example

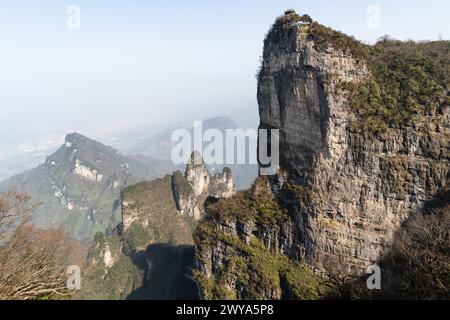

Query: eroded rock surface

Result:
[173,151,236,220]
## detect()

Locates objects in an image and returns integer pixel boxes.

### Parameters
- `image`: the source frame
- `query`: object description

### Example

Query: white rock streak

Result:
[73,158,103,182]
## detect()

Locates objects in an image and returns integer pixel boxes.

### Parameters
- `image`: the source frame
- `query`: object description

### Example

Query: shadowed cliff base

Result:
[328,190,450,300]
[127,244,200,300]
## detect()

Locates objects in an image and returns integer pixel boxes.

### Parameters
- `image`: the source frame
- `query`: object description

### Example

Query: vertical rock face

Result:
[185,151,211,196]
[193,11,449,299]
[173,151,236,220]
[256,12,448,272]
[257,16,369,183]
[209,167,235,199]
[73,158,103,182]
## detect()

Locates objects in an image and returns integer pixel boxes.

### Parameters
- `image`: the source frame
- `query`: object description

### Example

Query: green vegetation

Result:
[204,177,290,228]
[172,170,194,198]
[77,230,142,300]
[194,177,335,300]
[0,132,169,243]
[342,40,450,134]
[306,22,449,134]
[308,22,370,60]
[79,173,198,300]
[195,234,334,300]
[79,255,141,300]
[122,175,196,246]
[301,19,449,134]
[86,231,121,263]
[122,222,153,254]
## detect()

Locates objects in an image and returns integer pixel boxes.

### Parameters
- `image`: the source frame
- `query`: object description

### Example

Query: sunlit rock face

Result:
[209,167,235,199]
[173,151,236,220]
[79,152,238,299]
[73,158,103,182]
[255,13,448,273]
[185,151,210,197]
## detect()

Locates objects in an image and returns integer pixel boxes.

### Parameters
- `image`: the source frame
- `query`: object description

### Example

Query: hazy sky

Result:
[0,0,448,145]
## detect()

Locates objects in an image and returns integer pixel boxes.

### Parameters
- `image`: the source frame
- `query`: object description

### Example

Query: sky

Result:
[0,0,448,146]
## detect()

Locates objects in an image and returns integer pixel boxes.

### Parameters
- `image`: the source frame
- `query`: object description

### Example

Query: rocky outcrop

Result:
[173,151,236,220]
[86,233,118,270]
[194,11,449,299]
[209,167,235,199]
[185,151,211,196]
[79,174,197,300]
[73,158,103,182]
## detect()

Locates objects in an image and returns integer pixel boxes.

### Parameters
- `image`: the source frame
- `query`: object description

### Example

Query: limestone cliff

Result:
[173,151,236,220]
[194,11,449,299]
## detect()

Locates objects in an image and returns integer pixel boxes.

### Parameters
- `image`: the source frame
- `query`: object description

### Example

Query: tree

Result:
[284,9,296,15]
[300,14,313,24]
[343,200,450,299]
[0,192,74,300]
[0,191,31,241]
[376,34,395,44]
[383,205,450,299]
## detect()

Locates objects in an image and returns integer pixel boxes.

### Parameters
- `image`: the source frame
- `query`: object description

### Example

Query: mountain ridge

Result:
[0,132,179,242]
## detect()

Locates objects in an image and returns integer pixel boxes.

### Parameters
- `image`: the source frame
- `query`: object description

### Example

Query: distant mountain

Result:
[0,133,178,242]
[125,116,258,190]
[0,113,259,187]
[127,117,237,158]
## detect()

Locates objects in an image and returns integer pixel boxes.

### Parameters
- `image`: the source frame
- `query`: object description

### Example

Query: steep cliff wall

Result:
[257,13,449,271]
[194,11,449,299]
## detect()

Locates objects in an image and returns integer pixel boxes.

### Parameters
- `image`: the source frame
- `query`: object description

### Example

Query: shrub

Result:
[342,40,449,134]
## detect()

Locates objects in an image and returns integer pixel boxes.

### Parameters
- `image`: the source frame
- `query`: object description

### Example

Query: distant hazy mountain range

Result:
[127,116,258,190]
[0,110,259,185]
[0,120,166,184]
